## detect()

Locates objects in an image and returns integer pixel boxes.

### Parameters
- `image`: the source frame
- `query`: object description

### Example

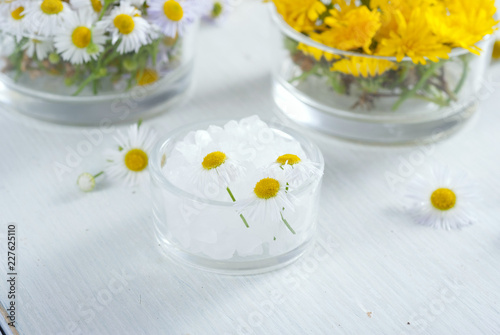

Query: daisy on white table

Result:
[105,122,158,187]
[405,165,478,230]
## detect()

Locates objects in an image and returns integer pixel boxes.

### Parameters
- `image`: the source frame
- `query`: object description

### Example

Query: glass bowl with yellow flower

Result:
[0,0,202,125]
[150,116,324,274]
[270,0,497,144]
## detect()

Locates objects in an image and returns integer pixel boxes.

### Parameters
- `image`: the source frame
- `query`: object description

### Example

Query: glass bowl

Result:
[150,119,325,274]
[0,22,198,126]
[270,8,495,144]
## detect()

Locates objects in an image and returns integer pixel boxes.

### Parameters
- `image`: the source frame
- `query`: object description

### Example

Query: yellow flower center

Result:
[41,0,63,15]
[163,0,183,21]
[113,14,135,35]
[124,148,149,172]
[90,0,102,13]
[136,69,159,86]
[11,6,25,20]
[430,188,457,211]
[212,2,222,18]
[71,26,91,49]
[202,151,226,170]
[276,154,301,166]
[254,178,280,199]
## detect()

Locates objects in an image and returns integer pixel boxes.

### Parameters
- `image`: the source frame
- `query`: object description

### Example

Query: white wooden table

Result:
[1,2,500,334]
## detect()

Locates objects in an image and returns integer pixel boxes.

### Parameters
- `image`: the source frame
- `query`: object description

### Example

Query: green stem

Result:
[93,79,98,95]
[226,187,236,201]
[151,40,160,66]
[98,0,113,21]
[389,63,411,89]
[226,187,249,228]
[290,63,320,83]
[323,68,346,94]
[239,214,250,228]
[392,61,445,111]
[280,212,296,235]
[453,55,470,95]
[94,171,104,178]
[72,74,97,96]
[103,51,120,67]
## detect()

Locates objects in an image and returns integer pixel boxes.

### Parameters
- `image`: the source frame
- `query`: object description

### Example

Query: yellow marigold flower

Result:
[330,56,397,77]
[272,0,327,33]
[297,43,339,62]
[376,8,451,64]
[371,0,441,41]
[428,0,498,55]
[320,3,381,53]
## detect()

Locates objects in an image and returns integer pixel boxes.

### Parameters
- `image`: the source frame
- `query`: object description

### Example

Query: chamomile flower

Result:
[235,169,296,237]
[105,122,158,187]
[273,153,323,187]
[187,146,243,189]
[148,0,197,38]
[0,1,28,40]
[54,10,106,64]
[404,166,478,230]
[23,0,70,37]
[70,0,103,16]
[77,171,103,192]
[194,150,245,190]
[187,147,249,226]
[22,38,54,60]
[99,2,152,54]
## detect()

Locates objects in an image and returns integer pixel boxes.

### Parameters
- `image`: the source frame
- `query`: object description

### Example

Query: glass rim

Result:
[150,118,325,207]
[269,4,492,61]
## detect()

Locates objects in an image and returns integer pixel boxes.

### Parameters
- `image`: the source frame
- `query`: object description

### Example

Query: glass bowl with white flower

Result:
[150,116,325,274]
[0,0,203,125]
[270,0,497,144]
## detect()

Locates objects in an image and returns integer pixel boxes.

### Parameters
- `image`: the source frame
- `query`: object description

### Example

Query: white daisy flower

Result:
[77,171,103,192]
[405,166,478,230]
[0,1,28,40]
[70,0,103,16]
[54,10,106,64]
[99,2,152,54]
[148,0,197,38]
[173,138,249,227]
[192,149,245,191]
[22,38,54,60]
[273,153,323,187]
[23,0,70,37]
[235,169,296,237]
[0,0,22,16]
[105,123,158,187]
